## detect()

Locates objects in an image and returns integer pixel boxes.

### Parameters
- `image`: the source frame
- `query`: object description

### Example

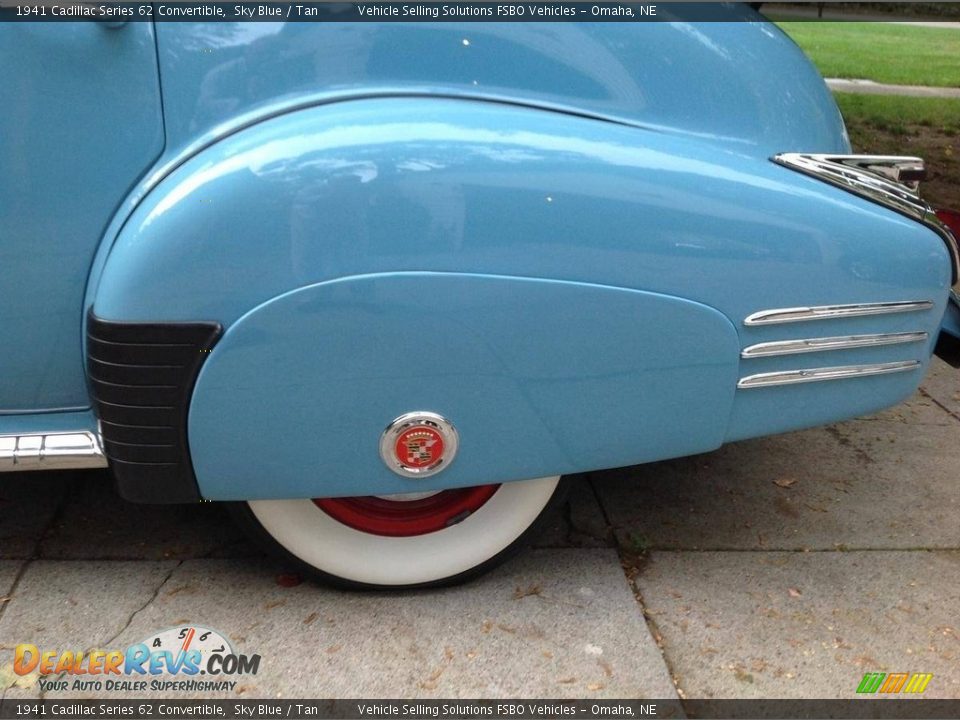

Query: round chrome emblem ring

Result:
[380,412,459,478]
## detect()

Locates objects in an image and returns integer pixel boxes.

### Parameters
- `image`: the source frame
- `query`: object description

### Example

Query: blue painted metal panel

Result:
[86,16,854,324]
[90,98,952,498]
[93,96,949,332]
[727,330,938,442]
[1,21,951,500]
[188,274,740,499]
[0,409,99,438]
[0,23,164,412]
[727,303,946,440]
[153,16,849,160]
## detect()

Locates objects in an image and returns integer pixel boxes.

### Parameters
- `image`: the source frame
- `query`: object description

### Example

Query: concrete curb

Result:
[827,78,960,98]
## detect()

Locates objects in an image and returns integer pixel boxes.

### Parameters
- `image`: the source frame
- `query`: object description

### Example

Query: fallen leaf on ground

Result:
[275,573,302,588]
[513,583,542,599]
[421,667,446,686]
[788,587,802,598]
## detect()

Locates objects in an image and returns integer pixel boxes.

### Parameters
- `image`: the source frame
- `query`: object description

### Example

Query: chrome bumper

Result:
[0,431,108,471]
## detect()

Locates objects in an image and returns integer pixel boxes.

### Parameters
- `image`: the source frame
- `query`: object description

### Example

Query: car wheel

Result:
[230,475,567,589]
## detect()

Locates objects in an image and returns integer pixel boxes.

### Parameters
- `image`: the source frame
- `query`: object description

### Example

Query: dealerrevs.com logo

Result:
[14,625,260,693]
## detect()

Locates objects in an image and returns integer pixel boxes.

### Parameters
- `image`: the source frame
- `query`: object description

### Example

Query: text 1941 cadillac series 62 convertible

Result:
[2,8,959,588]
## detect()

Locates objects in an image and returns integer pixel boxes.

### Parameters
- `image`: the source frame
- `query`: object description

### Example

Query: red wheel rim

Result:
[314,485,500,537]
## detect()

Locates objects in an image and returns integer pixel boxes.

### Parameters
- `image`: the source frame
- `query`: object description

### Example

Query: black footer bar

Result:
[3,699,960,720]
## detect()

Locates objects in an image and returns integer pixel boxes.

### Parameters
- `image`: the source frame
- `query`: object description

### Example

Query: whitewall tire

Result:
[233,476,566,588]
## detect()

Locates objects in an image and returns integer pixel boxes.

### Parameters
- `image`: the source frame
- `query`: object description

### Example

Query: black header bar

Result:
[2,1,960,22]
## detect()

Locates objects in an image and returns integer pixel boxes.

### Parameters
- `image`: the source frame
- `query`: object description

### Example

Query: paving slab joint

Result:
[567,477,617,548]
[586,474,615,541]
[0,474,76,700]
[0,559,37,699]
[33,559,185,700]
[619,553,689,702]
[919,387,960,424]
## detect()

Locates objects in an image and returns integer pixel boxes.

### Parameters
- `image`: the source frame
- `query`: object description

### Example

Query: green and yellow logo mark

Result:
[857,672,933,694]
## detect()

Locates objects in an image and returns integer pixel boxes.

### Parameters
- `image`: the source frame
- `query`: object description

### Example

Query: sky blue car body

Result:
[1,9,956,502]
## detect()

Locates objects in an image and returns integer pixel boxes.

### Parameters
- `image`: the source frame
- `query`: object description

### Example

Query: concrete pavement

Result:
[639,551,960,699]
[0,357,958,702]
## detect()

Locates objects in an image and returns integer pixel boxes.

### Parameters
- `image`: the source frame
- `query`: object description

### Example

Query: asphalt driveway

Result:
[1,358,958,701]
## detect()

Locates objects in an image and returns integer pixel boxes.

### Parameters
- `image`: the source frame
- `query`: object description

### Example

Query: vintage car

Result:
[2,8,959,588]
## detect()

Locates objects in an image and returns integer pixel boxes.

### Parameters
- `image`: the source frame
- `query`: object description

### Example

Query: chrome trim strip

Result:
[0,406,90,416]
[744,301,933,326]
[772,153,959,289]
[738,360,920,389]
[0,431,107,472]
[741,331,928,358]
[773,153,929,217]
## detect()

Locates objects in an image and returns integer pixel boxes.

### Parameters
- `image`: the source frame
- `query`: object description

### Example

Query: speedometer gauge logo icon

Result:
[141,625,234,667]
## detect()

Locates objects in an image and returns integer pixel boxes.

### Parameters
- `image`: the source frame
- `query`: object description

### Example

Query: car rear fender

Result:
[187,273,739,500]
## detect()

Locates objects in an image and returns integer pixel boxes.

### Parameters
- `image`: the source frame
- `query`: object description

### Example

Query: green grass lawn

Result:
[777,22,960,87]
[835,94,960,133]
[833,94,960,209]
